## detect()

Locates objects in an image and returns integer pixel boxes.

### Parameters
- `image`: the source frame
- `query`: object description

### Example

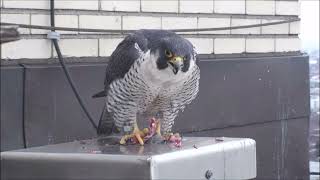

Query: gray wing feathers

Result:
[104,34,148,91]
[92,33,148,98]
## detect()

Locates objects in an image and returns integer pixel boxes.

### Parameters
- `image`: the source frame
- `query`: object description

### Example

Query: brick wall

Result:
[1,0,300,59]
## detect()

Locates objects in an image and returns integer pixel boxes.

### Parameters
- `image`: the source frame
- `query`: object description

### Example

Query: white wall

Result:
[0,0,301,59]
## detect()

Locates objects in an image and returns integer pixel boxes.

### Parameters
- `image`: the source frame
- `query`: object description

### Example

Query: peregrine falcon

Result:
[93,29,200,145]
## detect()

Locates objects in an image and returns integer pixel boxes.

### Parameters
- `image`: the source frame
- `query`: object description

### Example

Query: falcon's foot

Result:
[118,118,182,147]
[145,118,182,147]
[119,123,148,145]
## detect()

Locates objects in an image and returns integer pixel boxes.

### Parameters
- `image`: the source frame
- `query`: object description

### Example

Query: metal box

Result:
[1,137,256,180]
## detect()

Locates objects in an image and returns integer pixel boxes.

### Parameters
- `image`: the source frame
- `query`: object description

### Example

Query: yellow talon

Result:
[119,124,149,145]
[135,132,144,145]
[120,134,133,145]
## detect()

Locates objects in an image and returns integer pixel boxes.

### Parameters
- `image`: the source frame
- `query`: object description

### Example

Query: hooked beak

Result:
[169,56,183,75]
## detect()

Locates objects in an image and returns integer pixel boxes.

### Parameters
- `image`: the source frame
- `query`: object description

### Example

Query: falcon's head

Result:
[151,36,196,75]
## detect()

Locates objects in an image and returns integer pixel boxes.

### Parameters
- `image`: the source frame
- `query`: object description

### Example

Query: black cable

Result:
[52,40,98,131]
[1,18,300,34]
[49,0,98,132]
[310,172,320,175]
[20,64,28,148]
[50,0,55,29]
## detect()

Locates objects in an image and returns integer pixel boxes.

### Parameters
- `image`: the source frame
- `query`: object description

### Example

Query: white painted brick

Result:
[79,15,121,32]
[180,0,213,13]
[246,0,275,15]
[1,39,51,59]
[101,0,140,12]
[289,21,300,34]
[231,18,261,34]
[275,38,301,52]
[141,0,178,13]
[55,15,78,34]
[162,17,197,33]
[1,14,30,34]
[198,17,230,34]
[186,38,213,54]
[3,0,49,9]
[122,16,161,30]
[246,38,274,53]
[31,14,50,34]
[214,0,245,14]
[261,19,289,34]
[99,38,123,56]
[55,0,98,10]
[276,1,299,16]
[54,39,98,57]
[214,38,245,54]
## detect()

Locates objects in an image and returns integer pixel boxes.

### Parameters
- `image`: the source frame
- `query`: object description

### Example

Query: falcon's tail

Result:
[92,90,107,98]
[97,103,114,135]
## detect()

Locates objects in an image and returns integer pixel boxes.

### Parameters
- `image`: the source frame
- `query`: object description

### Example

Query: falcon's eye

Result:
[165,50,173,58]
